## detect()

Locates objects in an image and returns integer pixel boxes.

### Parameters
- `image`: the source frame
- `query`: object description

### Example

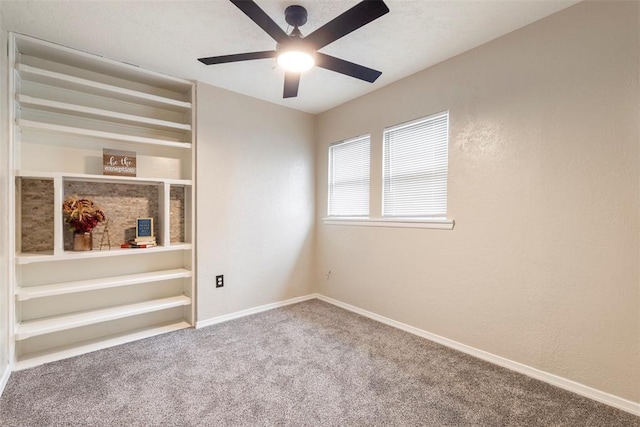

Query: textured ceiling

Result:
[1,0,579,114]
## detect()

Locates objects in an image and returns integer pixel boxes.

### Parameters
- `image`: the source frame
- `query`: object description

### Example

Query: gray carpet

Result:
[0,299,638,426]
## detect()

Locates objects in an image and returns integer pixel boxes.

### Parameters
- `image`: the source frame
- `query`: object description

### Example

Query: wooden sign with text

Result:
[103,149,137,177]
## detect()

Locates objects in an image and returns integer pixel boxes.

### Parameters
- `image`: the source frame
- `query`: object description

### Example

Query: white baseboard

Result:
[0,363,11,397]
[195,294,317,329]
[315,294,640,417]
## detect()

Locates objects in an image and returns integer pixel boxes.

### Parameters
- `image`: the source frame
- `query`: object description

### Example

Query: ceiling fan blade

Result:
[198,50,276,65]
[230,0,289,44]
[315,53,382,83]
[304,0,389,50]
[283,72,300,98]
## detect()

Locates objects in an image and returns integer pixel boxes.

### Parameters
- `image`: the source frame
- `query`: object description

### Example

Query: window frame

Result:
[382,110,450,219]
[323,111,454,230]
[326,134,371,218]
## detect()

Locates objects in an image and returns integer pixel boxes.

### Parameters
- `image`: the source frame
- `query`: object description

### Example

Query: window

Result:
[383,111,449,218]
[327,135,370,217]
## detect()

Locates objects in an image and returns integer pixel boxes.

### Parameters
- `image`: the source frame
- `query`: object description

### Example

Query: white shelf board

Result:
[15,295,191,340]
[16,268,192,301]
[15,320,191,370]
[17,64,192,112]
[16,243,193,265]
[17,170,191,186]
[18,95,191,132]
[14,34,193,94]
[17,119,191,149]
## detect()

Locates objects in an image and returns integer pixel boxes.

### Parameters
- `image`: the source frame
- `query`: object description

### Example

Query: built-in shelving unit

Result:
[9,33,196,368]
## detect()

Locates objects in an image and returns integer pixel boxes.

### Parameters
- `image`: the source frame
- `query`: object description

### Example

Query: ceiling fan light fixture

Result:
[198,0,390,98]
[277,49,315,73]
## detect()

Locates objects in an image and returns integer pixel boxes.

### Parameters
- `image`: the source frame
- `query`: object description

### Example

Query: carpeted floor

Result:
[0,299,638,426]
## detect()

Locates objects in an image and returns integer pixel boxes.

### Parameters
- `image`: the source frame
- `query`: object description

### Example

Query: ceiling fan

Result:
[198,0,390,98]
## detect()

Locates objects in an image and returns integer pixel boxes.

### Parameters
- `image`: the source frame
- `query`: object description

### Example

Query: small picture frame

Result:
[136,218,154,240]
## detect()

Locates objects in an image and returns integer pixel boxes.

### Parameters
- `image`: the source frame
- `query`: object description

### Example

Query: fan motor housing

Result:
[285,5,308,28]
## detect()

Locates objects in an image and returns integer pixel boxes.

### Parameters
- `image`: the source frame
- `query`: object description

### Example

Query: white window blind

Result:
[383,111,449,218]
[328,135,370,217]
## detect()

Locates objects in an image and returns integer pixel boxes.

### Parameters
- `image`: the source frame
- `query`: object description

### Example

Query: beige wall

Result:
[196,82,315,320]
[315,1,639,402]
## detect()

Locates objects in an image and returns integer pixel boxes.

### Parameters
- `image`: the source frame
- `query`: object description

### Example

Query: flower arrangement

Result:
[62,196,106,233]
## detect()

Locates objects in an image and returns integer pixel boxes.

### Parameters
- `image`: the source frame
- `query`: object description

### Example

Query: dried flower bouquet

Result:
[62,196,106,233]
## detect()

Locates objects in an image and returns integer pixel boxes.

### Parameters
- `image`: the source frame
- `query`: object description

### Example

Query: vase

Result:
[73,231,93,251]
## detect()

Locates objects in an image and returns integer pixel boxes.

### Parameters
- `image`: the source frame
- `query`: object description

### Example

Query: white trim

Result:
[329,134,370,149]
[0,364,10,397]
[7,32,17,371]
[384,110,449,134]
[323,217,455,230]
[195,295,316,329]
[315,294,640,416]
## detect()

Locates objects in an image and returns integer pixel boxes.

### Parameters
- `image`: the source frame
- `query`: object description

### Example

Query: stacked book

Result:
[121,236,157,249]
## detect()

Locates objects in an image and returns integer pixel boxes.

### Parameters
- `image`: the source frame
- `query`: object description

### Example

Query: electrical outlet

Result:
[216,275,224,288]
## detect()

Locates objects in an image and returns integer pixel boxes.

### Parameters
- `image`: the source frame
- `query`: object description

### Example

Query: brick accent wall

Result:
[20,179,54,252]
[63,181,159,250]
[20,180,187,252]
[170,186,185,244]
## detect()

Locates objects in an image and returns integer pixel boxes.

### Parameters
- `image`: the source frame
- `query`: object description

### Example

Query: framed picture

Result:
[136,218,154,240]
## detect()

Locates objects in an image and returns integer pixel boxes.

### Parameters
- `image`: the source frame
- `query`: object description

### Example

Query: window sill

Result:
[322,218,455,230]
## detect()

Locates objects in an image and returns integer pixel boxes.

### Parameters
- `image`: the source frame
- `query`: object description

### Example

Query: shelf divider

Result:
[162,182,171,247]
[53,175,64,256]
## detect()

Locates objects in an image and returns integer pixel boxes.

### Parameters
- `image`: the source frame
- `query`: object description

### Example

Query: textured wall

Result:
[315,1,639,402]
[196,82,315,320]
[19,181,186,252]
